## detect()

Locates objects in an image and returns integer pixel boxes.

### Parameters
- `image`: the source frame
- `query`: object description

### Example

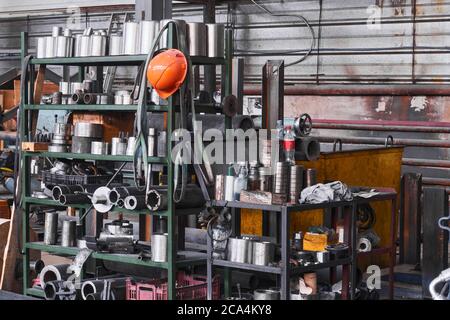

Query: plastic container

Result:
[126,273,220,300]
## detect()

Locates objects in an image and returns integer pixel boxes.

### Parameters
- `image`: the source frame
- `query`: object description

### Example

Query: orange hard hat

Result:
[146,49,188,99]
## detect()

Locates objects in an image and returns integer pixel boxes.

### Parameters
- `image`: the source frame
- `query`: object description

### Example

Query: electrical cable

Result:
[234,0,316,68]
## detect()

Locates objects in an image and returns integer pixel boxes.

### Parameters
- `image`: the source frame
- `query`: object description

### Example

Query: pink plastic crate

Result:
[126,273,220,300]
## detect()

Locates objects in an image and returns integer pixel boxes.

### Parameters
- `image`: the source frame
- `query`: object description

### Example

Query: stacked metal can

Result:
[289,165,304,204]
[273,162,289,194]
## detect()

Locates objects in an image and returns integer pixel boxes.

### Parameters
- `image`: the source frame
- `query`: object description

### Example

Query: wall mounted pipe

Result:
[315,135,450,148]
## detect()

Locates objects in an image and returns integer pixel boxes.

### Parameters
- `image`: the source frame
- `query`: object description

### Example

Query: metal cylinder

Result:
[70,82,84,94]
[45,36,55,58]
[139,20,159,54]
[44,280,65,300]
[109,34,122,55]
[59,194,90,205]
[151,233,168,262]
[206,23,225,58]
[44,212,58,245]
[59,82,70,95]
[253,289,280,300]
[108,187,146,204]
[91,141,109,155]
[124,195,146,210]
[83,93,97,105]
[79,35,91,57]
[52,26,63,37]
[30,260,45,274]
[111,137,127,155]
[258,166,273,192]
[91,32,107,56]
[72,136,99,154]
[71,91,85,104]
[55,36,69,57]
[61,220,76,247]
[37,37,47,58]
[73,34,83,57]
[81,280,104,300]
[52,184,84,201]
[123,22,139,55]
[160,19,187,48]
[252,241,274,266]
[73,122,103,138]
[304,168,317,187]
[187,22,207,56]
[126,137,136,156]
[289,165,304,204]
[39,264,71,287]
[295,137,321,161]
[273,162,289,194]
[148,128,156,157]
[228,238,253,264]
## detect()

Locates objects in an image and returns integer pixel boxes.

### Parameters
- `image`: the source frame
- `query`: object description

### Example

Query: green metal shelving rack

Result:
[19,28,233,300]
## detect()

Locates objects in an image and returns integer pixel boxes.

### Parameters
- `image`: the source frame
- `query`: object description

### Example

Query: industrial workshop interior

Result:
[0,0,448,310]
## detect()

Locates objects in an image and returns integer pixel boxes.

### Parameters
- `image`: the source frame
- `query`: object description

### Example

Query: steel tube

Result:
[30,260,45,274]
[124,195,147,210]
[44,212,58,245]
[187,22,207,56]
[422,178,450,187]
[39,264,71,287]
[146,185,206,211]
[59,194,90,205]
[315,135,450,148]
[52,185,84,201]
[81,280,104,300]
[44,280,64,300]
[61,220,77,247]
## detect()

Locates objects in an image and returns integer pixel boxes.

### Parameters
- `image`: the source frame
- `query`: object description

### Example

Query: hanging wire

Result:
[233,0,316,68]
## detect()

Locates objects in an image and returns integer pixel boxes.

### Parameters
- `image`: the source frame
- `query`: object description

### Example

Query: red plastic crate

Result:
[126,273,220,300]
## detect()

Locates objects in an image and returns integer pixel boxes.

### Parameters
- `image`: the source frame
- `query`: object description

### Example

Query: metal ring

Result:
[333,139,343,152]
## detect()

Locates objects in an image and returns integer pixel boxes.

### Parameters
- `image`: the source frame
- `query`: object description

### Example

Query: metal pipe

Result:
[30,260,45,274]
[403,158,450,169]
[124,195,147,210]
[422,178,450,187]
[315,135,450,148]
[108,186,146,204]
[52,185,84,201]
[44,212,58,245]
[295,137,321,161]
[81,280,104,300]
[39,264,71,287]
[313,120,450,134]
[244,84,450,96]
[44,280,65,300]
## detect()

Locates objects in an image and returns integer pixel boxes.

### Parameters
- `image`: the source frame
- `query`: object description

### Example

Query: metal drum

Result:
[206,23,225,58]
[73,123,103,138]
[187,22,207,56]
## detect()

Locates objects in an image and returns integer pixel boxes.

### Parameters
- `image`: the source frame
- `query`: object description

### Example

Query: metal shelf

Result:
[31,55,146,66]
[25,242,206,269]
[30,55,225,67]
[290,258,352,275]
[23,151,168,164]
[23,104,169,112]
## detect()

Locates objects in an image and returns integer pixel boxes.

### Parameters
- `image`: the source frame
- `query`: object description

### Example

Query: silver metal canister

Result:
[139,20,159,54]
[148,128,156,157]
[45,36,55,58]
[187,22,207,56]
[109,34,122,56]
[252,241,274,266]
[79,35,91,57]
[61,220,76,247]
[36,37,47,58]
[91,141,109,155]
[206,23,225,58]
[123,22,139,55]
[73,34,83,57]
[55,36,69,57]
[111,137,127,155]
[228,238,253,264]
[151,233,168,262]
[91,32,106,56]
[44,212,58,245]
[73,122,103,138]
[126,137,136,156]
